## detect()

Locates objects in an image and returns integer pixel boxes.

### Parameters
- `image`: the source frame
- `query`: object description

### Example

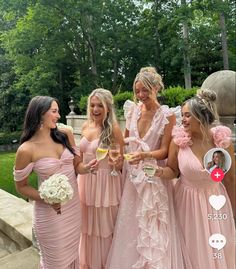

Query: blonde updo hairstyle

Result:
[87,88,117,145]
[133,67,164,102]
[184,89,219,140]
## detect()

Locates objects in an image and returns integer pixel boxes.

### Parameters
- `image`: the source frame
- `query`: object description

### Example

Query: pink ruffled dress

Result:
[13,147,81,269]
[173,125,235,269]
[105,104,185,269]
[78,137,123,269]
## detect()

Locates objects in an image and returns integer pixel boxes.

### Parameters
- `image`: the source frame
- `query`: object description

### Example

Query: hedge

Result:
[77,86,198,115]
[0,131,21,145]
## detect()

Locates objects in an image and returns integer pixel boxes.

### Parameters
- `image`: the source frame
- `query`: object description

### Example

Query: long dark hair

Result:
[20,96,74,154]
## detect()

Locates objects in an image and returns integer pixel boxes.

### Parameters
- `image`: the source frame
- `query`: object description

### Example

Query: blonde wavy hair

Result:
[184,88,219,141]
[133,66,164,102]
[87,88,117,145]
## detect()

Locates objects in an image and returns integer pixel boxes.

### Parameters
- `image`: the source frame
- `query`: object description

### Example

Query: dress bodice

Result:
[173,125,232,190]
[127,103,173,152]
[79,136,110,170]
[14,148,77,184]
[178,147,220,190]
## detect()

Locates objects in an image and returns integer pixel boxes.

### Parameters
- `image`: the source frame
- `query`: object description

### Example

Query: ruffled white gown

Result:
[105,103,185,269]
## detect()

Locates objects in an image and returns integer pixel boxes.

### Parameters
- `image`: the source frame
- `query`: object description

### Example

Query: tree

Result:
[181,0,192,88]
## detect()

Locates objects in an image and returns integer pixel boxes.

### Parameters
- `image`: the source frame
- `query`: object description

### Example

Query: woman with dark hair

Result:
[14,96,95,269]
[155,89,235,269]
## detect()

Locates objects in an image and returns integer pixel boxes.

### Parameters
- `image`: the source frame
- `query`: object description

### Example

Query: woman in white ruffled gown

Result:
[105,67,184,269]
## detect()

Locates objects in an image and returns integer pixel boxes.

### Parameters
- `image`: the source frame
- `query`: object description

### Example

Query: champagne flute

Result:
[142,157,157,183]
[123,144,133,161]
[96,142,109,161]
[123,144,140,182]
[109,143,120,176]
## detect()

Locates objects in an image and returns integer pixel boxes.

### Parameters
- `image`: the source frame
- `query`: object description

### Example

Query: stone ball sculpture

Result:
[201,70,236,116]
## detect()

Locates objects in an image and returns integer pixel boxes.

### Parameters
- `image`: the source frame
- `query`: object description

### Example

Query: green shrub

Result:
[160,86,197,107]
[77,95,88,114]
[114,91,133,118]
[0,131,21,145]
[77,87,197,116]
[113,91,133,108]
[0,151,37,199]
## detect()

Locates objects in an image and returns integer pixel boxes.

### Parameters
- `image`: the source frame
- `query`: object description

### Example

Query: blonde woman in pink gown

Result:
[14,96,95,269]
[155,89,235,269]
[78,88,124,269]
[106,67,185,269]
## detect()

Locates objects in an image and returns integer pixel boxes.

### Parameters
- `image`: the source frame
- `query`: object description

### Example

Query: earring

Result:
[40,121,44,129]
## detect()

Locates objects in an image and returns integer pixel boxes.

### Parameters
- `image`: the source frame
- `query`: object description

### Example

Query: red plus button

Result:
[210,168,225,182]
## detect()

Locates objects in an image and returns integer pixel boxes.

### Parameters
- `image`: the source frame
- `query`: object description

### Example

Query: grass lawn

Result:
[0,151,37,199]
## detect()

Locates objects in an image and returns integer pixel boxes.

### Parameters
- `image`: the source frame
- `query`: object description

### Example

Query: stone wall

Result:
[0,144,19,153]
[0,189,39,268]
[66,115,126,145]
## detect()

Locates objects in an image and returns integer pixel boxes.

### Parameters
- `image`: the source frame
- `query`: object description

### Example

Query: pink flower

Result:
[172,126,193,147]
[211,126,232,149]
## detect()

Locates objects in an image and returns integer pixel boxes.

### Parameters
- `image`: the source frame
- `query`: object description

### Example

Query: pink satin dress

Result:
[14,147,81,269]
[105,104,185,269]
[78,137,123,269]
[173,125,235,269]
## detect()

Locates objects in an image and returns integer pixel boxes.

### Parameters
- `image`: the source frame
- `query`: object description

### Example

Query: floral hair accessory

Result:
[211,126,231,148]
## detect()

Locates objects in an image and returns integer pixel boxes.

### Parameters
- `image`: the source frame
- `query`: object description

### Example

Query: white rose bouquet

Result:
[56,123,73,132]
[39,174,74,214]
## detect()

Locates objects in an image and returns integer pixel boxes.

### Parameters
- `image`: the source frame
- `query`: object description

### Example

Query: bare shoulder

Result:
[81,121,89,135]
[15,142,34,169]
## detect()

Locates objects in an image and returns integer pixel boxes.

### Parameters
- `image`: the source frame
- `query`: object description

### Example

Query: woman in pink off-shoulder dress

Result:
[155,89,235,269]
[14,96,95,269]
[78,88,124,269]
[106,67,185,269]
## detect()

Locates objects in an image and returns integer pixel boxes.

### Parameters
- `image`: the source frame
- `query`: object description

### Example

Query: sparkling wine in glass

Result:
[109,143,120,176]
[96,142,109,161]
[142,158,157,183]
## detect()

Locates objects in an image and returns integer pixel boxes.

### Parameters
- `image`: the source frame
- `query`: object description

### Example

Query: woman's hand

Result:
[51,203,61,214]
[128,152,143,165]
[154,166,164,178]
[85,159,98,174]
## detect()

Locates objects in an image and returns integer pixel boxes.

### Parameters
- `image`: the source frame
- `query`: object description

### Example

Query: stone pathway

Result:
[0,189,39,269]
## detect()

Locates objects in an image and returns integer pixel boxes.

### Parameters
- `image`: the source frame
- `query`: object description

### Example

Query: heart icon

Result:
[209,195,226,210]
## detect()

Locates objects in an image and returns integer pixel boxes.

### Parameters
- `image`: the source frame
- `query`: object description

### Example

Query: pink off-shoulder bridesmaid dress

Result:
[14,147,81,269]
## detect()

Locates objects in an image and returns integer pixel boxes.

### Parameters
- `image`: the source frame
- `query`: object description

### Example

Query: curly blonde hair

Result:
[183,88,219,142]
[133,66,164,102]
[87,88,117,145]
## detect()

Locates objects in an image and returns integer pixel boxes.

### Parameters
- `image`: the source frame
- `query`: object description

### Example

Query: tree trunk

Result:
[219,12,229,70]
[181,0,191,89]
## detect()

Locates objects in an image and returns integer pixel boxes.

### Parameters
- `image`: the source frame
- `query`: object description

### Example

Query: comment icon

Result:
[209,233,226,250]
